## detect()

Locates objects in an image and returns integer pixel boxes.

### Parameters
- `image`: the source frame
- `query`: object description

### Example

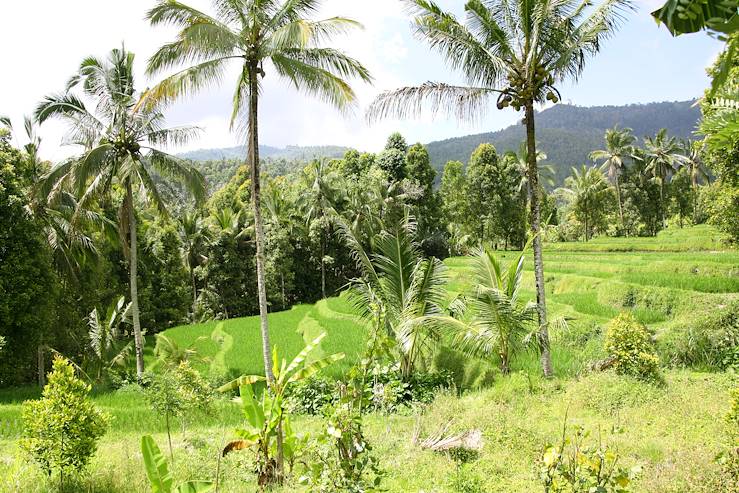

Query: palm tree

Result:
[590,126,635,229]
[342,216,448,379]
[505,142,552,195]
[367,0,632,378]
[299,158,343,299]
[178,211,212,313]
[87,296,134,382]
[144,0,371,386]
[560,165,610,241]
[643,128,684,228]
[679,140,710,223]
[36,47,206,377]
[444,247,537,374]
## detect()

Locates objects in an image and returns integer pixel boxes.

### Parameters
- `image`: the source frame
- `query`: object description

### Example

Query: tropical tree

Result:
[643,128,684,227]
[442,246,537,374]
[35,47,206,377]
[678,140,711,223]
[86,296,134,382]
[299,158,342,299]
[590,126,635,229]
[504,141,553,195]
[178,211,212,312]
[367,0,632,377]
[560,165,611,241]
[145,0,371,386]
[342,216,448,379]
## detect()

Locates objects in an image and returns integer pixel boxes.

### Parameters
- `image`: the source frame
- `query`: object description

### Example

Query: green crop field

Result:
[1,226,737,492]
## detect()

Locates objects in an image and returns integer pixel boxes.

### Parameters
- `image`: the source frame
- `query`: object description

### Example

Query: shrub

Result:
[285,375,336,415]
[539,423,640,493]
[605,312,661,382]
[659,301,739,371]
[19,357,109,485]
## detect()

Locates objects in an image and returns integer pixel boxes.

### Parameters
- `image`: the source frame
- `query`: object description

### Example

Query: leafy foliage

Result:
[20,357,109,481]
[539,423,640,492]
[605,312,662,382]
[140,435,213,493]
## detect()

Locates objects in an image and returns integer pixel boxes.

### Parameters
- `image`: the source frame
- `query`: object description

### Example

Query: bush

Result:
[539,424,640,493]
[659,301,739,371]
[604,312,661,382]
[285,367,453,415]
[19,357,109,483]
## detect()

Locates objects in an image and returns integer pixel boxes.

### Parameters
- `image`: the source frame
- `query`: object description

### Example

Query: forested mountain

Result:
[179,144,350,161]
[426,100,700,185]
[183,100,700,191]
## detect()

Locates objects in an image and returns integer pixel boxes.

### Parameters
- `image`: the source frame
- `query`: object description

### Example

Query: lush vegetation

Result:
[0,0,737,492]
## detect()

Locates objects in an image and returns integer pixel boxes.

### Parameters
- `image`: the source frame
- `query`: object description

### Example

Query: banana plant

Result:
[219,333,343,487]
[141,435,213,493]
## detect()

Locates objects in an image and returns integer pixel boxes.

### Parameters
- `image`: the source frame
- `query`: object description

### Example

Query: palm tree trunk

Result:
[126,179,145,378]
[615,178,624,232]
[320,230,326,299]
[524,102,553,379]
[247,67,274,385]
[190,264,197,314]
[248,64,282,480]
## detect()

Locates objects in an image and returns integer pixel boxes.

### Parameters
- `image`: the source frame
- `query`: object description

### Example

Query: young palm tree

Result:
[367,0,632,378]
[590,126,636,229]
[36,47,206,377]
[444,247,537,374]
[560,165,610,241]
[342,216,448,379]
[87,296,134,382]
[643,128,684,228]
[144,0,371,385]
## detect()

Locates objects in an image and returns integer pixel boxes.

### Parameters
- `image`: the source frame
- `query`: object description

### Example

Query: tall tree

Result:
[36,47,206,377]
[178,211,211,314]
[643,128,684,228]
[678,141,710,224]
[145,0,371,387]
[367,0,632,377]
[560,165,611,241]
[590,126,635,230]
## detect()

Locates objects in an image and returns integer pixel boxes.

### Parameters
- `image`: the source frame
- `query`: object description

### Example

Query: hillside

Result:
[178,144,350,162]
[425,100,700,185]
[182,100,700,190]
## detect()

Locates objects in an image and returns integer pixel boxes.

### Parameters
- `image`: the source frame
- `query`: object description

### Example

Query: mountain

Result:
[425,100,700,185]
[182,100,701,192]
[178,144,350,162]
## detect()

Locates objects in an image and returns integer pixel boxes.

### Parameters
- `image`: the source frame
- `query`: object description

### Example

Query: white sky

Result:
[0,0,723,161]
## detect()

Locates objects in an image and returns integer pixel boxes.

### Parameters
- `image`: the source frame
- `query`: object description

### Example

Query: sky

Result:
[0,0,723,161]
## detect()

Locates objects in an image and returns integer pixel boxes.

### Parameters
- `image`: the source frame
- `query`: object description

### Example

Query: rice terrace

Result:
[1,1,738,492]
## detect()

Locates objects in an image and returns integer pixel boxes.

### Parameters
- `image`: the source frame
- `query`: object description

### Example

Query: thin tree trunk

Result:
[247,67,274,385]
[126,180,145,378]
[190,264,197,315]
[615,178,624,231]
[37,344,46,387]
[247,64,282,480]
[320,230,326,299]
[524,102,553,379]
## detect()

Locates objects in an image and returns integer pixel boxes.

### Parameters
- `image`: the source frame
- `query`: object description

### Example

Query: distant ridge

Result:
[178,144,350,162]
[425,100,700,185]
[182,100,701,189]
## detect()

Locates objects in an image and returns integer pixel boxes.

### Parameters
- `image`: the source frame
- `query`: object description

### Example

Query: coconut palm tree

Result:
[178,211,212,313]
[87,296,134,382]
[643,128,684,228]
[144,0,371,386]
[341,216,448,380]
[505,142,553,195]
[444,246,537,374]
[367,0,632,377]
[560,165,610,241]
[299,158,343,299]
[36,47,206,377]
[678,140,710,223]
[590,126,636,229]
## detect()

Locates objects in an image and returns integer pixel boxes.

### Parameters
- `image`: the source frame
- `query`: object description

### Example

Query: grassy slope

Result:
[1,225,737,492]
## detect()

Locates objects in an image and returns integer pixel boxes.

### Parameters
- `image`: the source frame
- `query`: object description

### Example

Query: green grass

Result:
[1,225,737,492]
